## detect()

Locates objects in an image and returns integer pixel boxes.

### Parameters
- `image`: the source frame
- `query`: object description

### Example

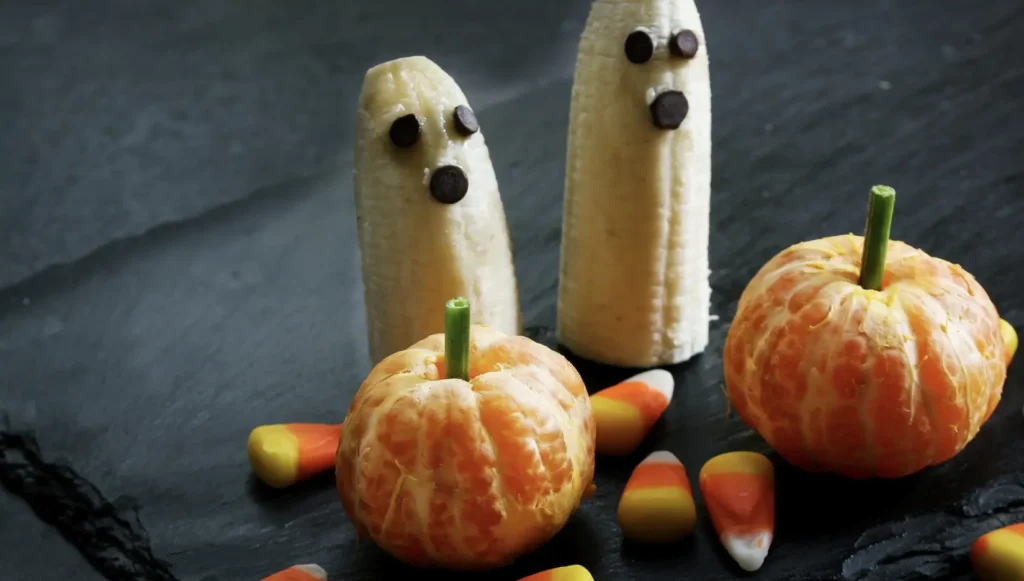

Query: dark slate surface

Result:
[1,1,1022,580]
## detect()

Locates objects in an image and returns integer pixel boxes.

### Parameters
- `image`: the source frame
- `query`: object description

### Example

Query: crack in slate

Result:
[0,429,178,581]
[841,472,1024,581]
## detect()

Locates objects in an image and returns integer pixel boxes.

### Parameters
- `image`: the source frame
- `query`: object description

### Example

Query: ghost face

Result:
[619,25,701,130]
[385,103,481,205]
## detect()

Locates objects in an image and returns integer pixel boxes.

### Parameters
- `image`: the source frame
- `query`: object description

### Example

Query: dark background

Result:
[1,1,1022,580]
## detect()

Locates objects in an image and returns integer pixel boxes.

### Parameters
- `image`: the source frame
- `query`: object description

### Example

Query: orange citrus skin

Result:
[724,235,1007,479]
[336,325,597,570]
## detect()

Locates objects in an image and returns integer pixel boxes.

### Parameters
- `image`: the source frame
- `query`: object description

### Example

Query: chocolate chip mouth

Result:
[649,90,689,130]
[429,165,469,204]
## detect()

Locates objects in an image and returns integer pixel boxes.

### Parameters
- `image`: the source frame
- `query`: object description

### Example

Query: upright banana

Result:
[558,0,712,368]
[353,56,521,364]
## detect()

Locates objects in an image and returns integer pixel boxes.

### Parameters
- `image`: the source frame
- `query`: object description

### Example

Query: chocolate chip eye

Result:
[624,29,655,64]
[669,29,699,59]
[452,105,479,137]
[389,114,420,148]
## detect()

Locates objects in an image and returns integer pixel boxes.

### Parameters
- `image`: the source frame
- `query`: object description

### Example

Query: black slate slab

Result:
[0,0,583,290]
[1,1,1023,580]
[0,489,105,581]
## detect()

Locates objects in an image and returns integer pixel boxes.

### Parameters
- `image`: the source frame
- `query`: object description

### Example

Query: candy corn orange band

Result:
[287,423,344,480]
[701,473,774,534]
[700,452,774,535]
[261,564,327,581]
[624,459,691,493]
[593,381,669,426]
[971,522,1024,580]
[518,564,594,581]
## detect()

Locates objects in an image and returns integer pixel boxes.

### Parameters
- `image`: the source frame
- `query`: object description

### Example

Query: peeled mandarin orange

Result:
[335,324,596,570]
[724,234,1007,479]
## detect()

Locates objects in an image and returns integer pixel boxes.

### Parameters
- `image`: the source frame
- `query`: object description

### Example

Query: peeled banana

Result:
[353,56,521,364]
[557,0,712,368]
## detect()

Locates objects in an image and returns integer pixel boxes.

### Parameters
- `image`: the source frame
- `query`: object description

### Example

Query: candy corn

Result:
[591,369,674,455]
[971,522,1024,581]
[617,450,696,543]
[247,423,342,488]
[699,451,775,572]
[518,565,594,581]
[260,564,327,581]
[1002,319,1018,365]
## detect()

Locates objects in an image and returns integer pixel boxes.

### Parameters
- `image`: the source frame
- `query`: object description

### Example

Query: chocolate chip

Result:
[389,114,420,147]
[669,29,699,59]
[429,165,469,204]
[650,90,688,130]
[453,105,479,136]
[624,30,655,64]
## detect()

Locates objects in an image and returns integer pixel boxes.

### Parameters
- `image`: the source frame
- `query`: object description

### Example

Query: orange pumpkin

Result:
[335,324,596,570]
[724,233,1007,479]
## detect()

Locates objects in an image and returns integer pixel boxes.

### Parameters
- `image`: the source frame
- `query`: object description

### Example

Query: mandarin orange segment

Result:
[723,234,1007,479]
[336,324,596,570]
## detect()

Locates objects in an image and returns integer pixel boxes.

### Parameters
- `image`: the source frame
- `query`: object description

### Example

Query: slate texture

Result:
[1,0,1022,580]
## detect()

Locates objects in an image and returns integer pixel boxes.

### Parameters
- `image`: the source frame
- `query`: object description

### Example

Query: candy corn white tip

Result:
[642,450,681,465]
[722,531,772,572]
[629,369,674,402]
[294,564,327,579]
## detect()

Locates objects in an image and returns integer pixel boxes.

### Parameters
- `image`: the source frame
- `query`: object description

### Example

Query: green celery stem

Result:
[858,185,896,291]
[444,297,471,381]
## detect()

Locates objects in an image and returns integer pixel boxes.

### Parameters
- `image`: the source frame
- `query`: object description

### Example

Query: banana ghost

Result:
[558,0,712,367]
[353,56,521,364]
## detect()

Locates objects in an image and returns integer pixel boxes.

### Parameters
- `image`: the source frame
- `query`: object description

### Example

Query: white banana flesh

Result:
[353,56,521,365]
[558,0,712,368]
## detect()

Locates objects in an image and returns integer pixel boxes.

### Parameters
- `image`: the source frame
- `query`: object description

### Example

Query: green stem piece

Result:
[444,297,471,381]
[858,185,896,291]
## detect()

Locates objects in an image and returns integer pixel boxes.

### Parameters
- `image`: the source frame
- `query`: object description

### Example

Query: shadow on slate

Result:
[334,514,606,581]
[246,471,337,513]
[0,428,178,581]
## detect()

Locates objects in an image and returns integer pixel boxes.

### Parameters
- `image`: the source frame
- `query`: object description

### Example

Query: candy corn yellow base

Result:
[1002,318,1018,364]
[619,488,697,543]
[248,425,300,489]
[591,398,647,454]
[972,523,1024,581]
[518,564,594,581]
